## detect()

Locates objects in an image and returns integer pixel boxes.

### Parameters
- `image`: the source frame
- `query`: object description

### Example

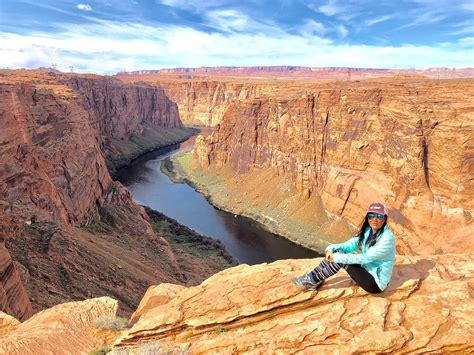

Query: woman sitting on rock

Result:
[292,202,396,293]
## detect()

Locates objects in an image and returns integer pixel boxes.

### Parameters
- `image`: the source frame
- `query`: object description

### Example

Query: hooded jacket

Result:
[325,225,396,291]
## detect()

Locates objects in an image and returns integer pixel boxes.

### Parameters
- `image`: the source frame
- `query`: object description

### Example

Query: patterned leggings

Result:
[310,258,382,293]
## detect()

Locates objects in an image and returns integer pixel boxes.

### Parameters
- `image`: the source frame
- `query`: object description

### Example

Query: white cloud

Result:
[336,24,348,38]
[77,3,92,11]
[299,19,328,36]
[458,37,474,47]
[407,0,474,11]
[160,0,225,13]
[366,15,393,26]
[205,10,251,33]
[1,20,473,74]
[398,10,446,30]
[316,0,345,16]
[450,21,474,36]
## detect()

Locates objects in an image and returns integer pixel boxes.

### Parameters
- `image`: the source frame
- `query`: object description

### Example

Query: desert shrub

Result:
[89,344,111,355]
[94,316,129,330]
[214,326,227,334]
[112,340,190,355]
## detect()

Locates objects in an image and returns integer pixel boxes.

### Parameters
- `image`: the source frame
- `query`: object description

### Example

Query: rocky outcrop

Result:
[129,283,185,326]
[190,79,474,255]
[0,241,32,321]
[0,312,20,336]
[115,254,474,353]
[0,297,118,354]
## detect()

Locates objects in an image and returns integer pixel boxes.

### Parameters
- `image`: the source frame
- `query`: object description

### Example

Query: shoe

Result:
[292,272,324,291]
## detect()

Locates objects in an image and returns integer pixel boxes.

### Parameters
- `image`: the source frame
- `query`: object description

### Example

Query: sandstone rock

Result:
[0,311,20,336]
[0,241,32,321]
[115,255,474,353]
[0,297,118,354]
[129,283,186,326]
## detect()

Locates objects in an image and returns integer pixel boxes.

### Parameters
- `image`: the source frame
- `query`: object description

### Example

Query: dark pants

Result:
[311,258,382,293]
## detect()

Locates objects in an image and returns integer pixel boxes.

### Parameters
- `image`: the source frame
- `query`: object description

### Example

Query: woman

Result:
[292,202,396,293]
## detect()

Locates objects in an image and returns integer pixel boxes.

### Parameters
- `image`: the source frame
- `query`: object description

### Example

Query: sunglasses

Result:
[367,213,385,220]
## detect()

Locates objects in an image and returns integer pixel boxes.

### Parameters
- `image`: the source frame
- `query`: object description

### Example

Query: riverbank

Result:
[107,125,200,176]
[162,151,351,253]
[145,206,239,272]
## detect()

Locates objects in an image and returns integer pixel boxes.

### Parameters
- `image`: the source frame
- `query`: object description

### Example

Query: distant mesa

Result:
[116,65,474,79]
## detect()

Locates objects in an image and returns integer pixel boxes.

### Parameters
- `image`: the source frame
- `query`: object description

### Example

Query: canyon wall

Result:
[151,80,259,126]
[0,70,233,320]
[0,70,182,234]
[191,79,474,255]
[118,75,269,126]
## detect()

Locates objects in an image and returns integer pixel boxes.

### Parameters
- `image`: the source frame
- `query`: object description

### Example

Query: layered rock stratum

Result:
[169,78,474,255]
[114,254,474,353]
[0,70,236,320]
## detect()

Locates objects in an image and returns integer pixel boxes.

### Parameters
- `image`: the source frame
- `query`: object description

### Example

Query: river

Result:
[115,131,321,265]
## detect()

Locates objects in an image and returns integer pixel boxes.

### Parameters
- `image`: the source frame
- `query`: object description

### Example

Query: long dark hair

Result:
[356,214,387,249]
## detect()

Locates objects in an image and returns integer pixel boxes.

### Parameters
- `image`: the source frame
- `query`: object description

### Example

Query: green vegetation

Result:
[107,126,198,174]
[214,326,227,334]
[176,151,192,168]
[94,316,130,330]
[175,151,220,188]
[81,207,115,234]
[88,344,111,355]
[146,207,238,268]
[24,222,59,237]
[183,331,194,339]
[82,221,112,234]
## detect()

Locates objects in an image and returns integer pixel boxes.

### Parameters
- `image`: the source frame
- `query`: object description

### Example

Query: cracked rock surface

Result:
[115,255,474,354]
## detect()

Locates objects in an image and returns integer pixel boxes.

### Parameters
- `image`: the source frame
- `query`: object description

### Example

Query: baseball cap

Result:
[367,202,388,215]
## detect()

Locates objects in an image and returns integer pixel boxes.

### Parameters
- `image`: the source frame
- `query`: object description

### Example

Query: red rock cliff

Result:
[118,75,266,126]
[0,70,186,320]
[193,79,474,255]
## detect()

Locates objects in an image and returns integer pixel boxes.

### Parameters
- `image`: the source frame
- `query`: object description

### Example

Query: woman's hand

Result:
[326,251,334,262]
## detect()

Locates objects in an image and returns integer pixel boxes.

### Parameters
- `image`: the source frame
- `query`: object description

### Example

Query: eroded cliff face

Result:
[191,79,474,255]
[118,75,303,127]
[156,80,265,127]
[0,70,233,320]
[118,76,263,126]
[115,254,474,353]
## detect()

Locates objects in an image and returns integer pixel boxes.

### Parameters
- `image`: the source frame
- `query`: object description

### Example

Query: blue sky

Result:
[1,0,473,73]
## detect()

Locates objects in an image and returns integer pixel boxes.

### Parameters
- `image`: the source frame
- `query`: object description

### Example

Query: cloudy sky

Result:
[1,0,473,73]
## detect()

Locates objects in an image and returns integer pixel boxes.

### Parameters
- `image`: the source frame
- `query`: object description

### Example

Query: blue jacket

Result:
[325,225,396,291]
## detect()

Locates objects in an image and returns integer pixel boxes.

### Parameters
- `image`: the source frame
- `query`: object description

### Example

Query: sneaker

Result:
[292,272,324,291]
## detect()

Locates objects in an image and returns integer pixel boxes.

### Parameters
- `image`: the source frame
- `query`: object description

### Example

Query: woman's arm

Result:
[333,231,395,265]
[325,236,359,254]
